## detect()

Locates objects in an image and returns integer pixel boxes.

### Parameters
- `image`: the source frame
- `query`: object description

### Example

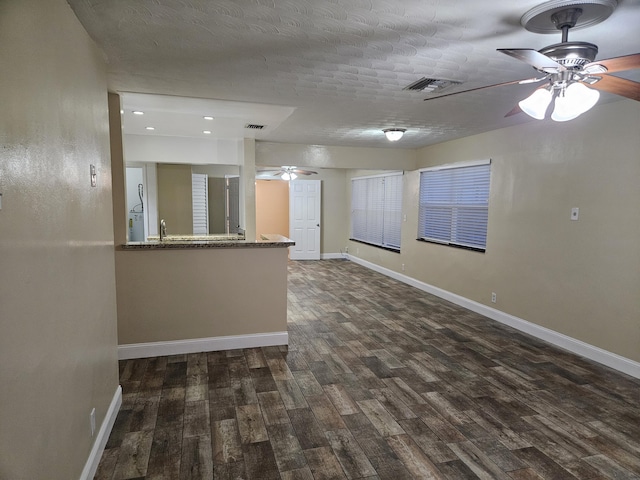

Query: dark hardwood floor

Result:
[95,259,640,479]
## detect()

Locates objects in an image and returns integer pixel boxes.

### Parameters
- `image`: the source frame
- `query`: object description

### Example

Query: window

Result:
[351,172,403,251]
[418,160,491,251]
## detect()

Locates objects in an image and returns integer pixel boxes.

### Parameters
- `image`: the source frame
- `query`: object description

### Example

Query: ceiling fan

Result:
[424,0,640,121]
[257,165,318,180]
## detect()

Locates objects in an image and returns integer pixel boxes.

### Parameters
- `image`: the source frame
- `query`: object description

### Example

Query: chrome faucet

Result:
[160,219,167,241]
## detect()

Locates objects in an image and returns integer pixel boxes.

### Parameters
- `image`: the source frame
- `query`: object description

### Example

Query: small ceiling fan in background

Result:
[257,165,318,180]
[424,0,640,121]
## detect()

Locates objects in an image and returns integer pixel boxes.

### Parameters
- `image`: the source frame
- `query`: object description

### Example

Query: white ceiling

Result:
[68,0,640,149]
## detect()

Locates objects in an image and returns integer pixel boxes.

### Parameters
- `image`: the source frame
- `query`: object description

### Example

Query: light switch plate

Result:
[571,207,579,221]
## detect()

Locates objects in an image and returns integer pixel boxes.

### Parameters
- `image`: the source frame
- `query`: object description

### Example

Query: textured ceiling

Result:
[68,0,640,149]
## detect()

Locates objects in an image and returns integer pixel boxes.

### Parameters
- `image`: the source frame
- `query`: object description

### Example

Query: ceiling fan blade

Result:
[498,48,566,73]
[504,104,523,117]
[292,169,318,175]
[586,75,640,101]
[423,78,535,101]
[585,53,640,74]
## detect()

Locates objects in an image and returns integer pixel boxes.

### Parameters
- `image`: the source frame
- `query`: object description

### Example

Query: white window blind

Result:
[418,162,490,251]
[351,172,403,251]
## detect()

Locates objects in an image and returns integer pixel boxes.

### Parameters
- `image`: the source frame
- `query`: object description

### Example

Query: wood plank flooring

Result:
[96,259,640,479]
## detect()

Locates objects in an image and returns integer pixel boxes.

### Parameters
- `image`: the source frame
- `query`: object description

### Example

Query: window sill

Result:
[416,237,485,253]
[349,238,401,253]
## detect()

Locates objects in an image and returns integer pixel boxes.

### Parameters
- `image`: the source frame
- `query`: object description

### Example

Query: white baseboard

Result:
[80,385,122,480]
[118,331,289,360]
[321,253,347,260]
[348,255,640,379]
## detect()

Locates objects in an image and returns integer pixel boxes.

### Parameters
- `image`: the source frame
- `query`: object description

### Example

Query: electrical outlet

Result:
[401,263,405,271]
[571,207,579,221]
[90,408,96,436]
[491,292,497,303]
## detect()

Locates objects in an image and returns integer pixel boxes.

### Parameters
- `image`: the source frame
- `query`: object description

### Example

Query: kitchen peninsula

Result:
[115,234,294,359]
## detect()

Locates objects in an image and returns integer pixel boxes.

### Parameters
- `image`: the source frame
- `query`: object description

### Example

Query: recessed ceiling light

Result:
[203,130,212,134]
[145,126,155,131]
[133,110,144,115]
[203,116,214,120]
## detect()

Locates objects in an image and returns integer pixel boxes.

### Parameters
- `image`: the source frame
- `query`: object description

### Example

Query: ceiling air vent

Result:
[245,123,265,130]
[403,77,461,93]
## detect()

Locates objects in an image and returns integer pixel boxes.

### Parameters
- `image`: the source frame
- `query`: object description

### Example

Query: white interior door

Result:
[289,180,321,260]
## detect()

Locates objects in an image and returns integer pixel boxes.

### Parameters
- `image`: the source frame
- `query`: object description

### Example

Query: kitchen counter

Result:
[120,233,294,250]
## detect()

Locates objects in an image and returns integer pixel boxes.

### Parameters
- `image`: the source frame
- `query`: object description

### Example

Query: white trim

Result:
[351,170,404,181]
[321,253,345,260]
[79,385,122,480]
[348,255,640,379]
[118,331,289,360]
[419,158,491,173]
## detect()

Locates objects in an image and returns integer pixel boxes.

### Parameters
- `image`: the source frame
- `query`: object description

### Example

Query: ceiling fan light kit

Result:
[519,88,553,119]
[552,81,601,121]
[383,128,406,141]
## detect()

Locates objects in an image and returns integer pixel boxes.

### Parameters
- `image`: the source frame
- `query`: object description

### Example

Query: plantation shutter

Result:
[192,173,209,235]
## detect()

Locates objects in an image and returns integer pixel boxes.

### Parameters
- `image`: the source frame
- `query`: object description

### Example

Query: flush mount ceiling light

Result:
[145,126,155,130]
[203,116,214,120]
[383,128,406,141]
[132,110,144,115]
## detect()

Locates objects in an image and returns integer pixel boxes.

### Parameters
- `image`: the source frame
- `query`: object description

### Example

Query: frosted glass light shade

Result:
[518,88,552,120]
[281,171,297,180]
[551,82,600,122]
[383,128,405,141]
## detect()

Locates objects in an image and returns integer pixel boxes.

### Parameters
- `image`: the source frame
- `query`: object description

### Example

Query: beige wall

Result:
[255,143,408,254]
[242,139,257,240]
[0,1,119,478]
[116,248,289,344]
[257,141,418,170]
[256,180,290,237]
[348,99,640,363]
[208,177,227,232]
[157,163,194,234]
[316,169,349,254]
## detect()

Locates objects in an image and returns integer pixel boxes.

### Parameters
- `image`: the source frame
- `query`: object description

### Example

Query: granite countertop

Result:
[120,233,294,250]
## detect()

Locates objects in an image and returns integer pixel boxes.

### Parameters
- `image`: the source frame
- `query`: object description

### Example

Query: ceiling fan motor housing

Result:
[538,41,599,69]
